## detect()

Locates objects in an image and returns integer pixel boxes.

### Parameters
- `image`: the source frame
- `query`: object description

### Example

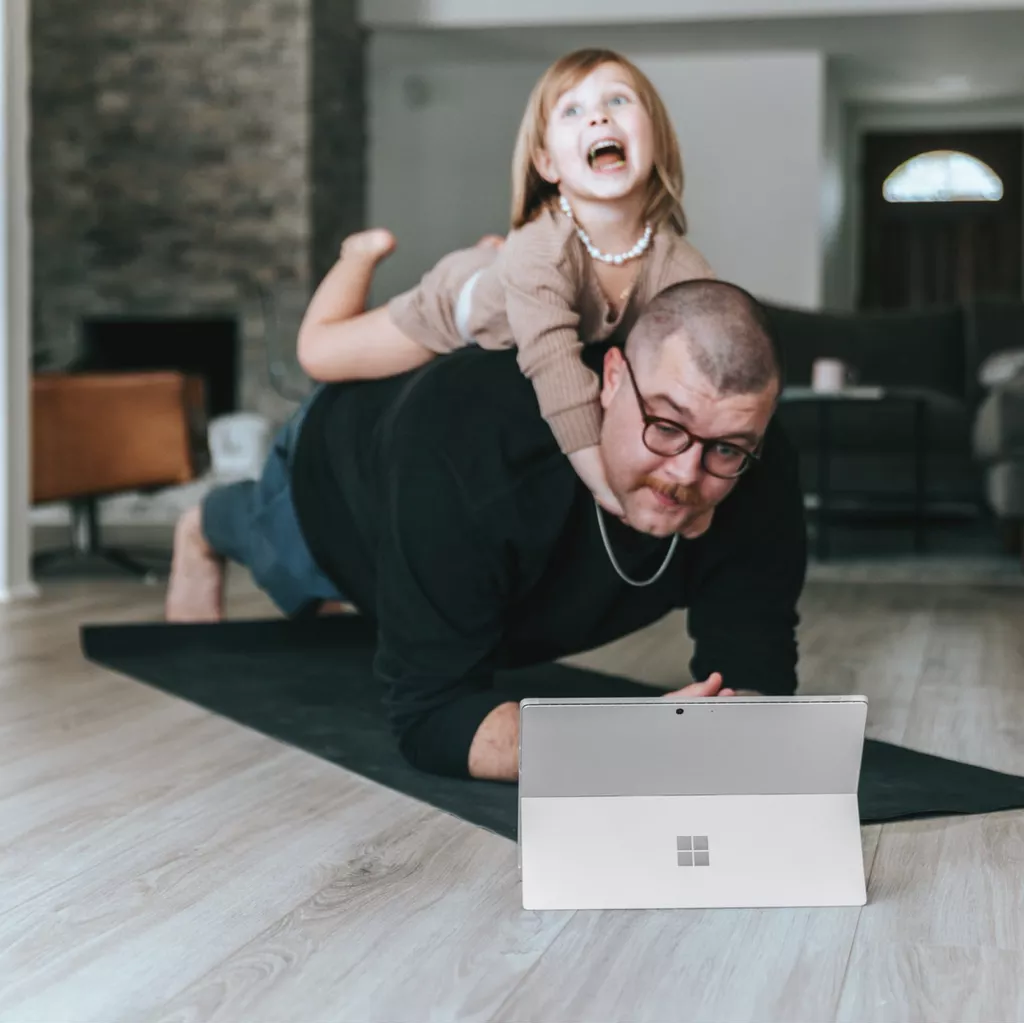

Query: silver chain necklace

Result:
[559,195,653,265]
[595,500,679,587]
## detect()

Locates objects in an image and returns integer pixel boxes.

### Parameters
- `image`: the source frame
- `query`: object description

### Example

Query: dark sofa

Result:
[762,298,1024,513]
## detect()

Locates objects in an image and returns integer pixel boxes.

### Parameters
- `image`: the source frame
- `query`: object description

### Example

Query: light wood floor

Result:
[2,566,1024,1022]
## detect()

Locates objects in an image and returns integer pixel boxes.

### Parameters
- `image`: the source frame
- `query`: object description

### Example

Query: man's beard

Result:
[642,476,704,510]
[638,476,714,537]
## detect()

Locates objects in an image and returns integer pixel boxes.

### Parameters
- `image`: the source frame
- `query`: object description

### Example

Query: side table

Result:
[779,386,930,561]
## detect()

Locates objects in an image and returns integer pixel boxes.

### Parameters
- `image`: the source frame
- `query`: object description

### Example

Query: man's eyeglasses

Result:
[622,355,761,480]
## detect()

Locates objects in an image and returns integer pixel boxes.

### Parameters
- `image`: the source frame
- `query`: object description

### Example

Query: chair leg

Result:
[33,497,168,584]
[70,495,100,554]
[101,546,163,579]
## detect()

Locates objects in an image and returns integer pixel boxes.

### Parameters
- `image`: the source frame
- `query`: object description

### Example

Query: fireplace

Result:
[77,316,240,419]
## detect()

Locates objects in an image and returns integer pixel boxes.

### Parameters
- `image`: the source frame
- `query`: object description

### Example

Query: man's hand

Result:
[467,701,520,781]
[662,672,733,699]
[467,678,764,781]
[662,673,762,699]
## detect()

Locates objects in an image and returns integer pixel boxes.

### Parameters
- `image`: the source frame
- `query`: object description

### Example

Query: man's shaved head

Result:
[625,279,782,397]
[599,278,782,539]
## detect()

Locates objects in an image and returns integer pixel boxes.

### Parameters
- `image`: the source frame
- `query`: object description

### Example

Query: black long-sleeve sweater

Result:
[291,346,808,778]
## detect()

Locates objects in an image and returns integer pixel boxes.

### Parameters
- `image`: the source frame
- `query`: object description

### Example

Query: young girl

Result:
[296,48,714,516]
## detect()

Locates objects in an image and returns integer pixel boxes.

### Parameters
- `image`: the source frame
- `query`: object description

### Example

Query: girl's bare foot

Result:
[340,228,397,263]
[165,507,225,622]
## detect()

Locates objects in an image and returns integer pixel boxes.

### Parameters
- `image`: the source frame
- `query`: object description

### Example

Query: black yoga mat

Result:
[80,616,1024,840]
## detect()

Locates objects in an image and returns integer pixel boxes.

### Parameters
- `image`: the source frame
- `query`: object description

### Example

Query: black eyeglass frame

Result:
[621,355,763,480]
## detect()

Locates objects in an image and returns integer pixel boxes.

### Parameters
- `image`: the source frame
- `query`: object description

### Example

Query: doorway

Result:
[859,129,1023,310]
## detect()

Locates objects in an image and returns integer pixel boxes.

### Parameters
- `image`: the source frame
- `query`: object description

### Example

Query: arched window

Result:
[883,150,1004,203]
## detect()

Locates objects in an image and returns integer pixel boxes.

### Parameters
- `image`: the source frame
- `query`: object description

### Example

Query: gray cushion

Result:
[964,299,1024,407]
[985,461,1024,518]
[973,379,1024,462]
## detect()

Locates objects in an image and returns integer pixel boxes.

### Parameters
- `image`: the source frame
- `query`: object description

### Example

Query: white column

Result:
[0,0,37,602]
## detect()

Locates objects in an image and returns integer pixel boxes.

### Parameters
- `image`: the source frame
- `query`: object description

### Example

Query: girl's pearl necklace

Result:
[559,195,653,265]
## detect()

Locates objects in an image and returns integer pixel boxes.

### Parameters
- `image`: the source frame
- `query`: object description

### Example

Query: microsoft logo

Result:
[677,835,710,867]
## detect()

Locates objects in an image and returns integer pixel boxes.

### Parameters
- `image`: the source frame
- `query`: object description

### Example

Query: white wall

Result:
[361,0,1024,29]
[368,39,827,311]
[367,42,549,306]
[0,0,35,602]
[642,51,826,309]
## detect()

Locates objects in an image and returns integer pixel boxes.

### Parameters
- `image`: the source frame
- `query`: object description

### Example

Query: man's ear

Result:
[600,345,626,411]
[533,149,560,185]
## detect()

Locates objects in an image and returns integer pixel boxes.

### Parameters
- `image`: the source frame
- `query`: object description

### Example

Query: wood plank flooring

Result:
[1,566,1023,1022]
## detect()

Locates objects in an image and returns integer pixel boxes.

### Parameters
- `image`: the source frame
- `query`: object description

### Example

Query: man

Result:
[167,279,807,782]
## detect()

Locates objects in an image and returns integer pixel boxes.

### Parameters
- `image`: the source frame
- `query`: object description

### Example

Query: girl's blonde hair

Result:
[510,48,687,234]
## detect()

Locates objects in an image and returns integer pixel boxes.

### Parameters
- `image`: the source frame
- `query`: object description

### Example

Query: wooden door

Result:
[859,129,1023,310]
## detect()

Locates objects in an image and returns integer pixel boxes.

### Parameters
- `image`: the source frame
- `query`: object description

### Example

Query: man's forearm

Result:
[463,689,766,781]
[467,701,519,781]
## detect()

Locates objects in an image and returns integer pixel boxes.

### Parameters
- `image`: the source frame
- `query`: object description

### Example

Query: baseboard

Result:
[30,473,231,529]
[33,522,175,551]
[0,581,42,603]
[807,555,1024,586]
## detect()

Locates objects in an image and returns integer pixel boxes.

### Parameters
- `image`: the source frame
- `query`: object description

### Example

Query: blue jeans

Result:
[201,388,344,617]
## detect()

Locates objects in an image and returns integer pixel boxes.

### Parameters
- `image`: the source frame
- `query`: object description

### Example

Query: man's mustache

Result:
[642,477,703,506]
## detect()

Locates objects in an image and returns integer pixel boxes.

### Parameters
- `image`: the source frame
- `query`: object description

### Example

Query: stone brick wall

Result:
[31,0,364,424]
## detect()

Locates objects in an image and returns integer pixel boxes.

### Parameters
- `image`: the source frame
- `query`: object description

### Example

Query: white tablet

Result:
[518,694,868,910]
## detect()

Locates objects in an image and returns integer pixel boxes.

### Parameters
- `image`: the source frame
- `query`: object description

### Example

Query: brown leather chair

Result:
[32,371,209,578]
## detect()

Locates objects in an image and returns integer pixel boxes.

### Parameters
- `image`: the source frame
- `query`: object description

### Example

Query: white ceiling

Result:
[375,8,1024,105]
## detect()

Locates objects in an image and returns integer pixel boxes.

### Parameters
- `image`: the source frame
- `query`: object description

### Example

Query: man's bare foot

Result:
[476,233,505,249]
[165,507,225,622]
[340,228,397,264]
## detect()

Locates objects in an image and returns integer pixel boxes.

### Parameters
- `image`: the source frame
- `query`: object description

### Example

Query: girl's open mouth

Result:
[587,138,627,172]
